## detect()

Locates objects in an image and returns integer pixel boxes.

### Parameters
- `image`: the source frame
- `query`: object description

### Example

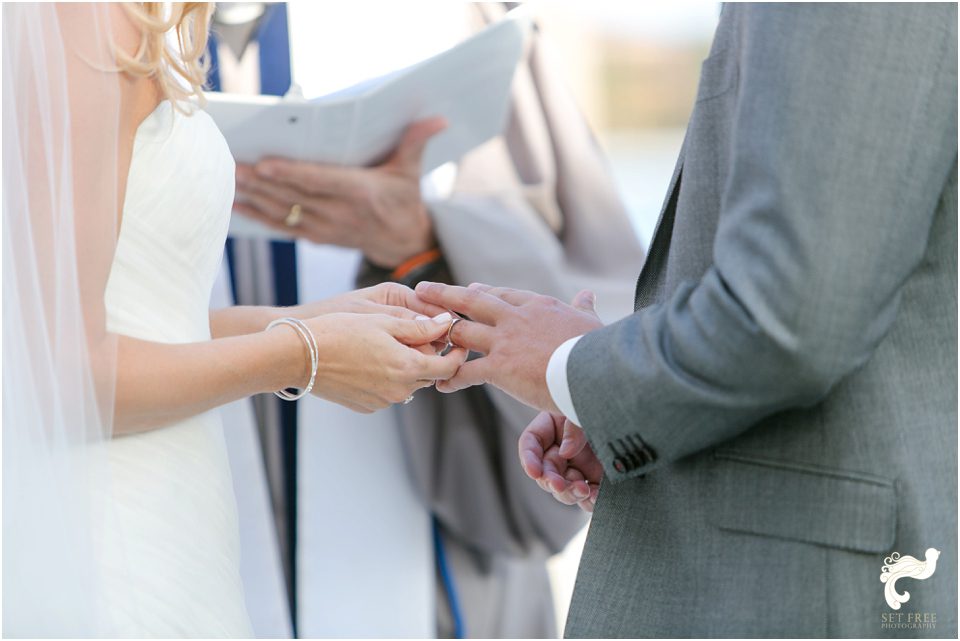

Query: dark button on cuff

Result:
[609,433,657,474]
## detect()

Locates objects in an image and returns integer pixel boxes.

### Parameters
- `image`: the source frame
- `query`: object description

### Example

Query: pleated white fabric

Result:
[95,101,253,637]
[212,265,293,638]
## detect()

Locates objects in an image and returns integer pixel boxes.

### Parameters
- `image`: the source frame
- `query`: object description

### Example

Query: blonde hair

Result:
[117,3,214,108]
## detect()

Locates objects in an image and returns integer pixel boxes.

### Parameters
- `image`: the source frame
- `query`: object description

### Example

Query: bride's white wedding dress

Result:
[96,100,252,636]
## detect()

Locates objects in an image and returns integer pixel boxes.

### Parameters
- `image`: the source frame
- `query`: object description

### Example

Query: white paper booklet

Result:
[207,11,530,240]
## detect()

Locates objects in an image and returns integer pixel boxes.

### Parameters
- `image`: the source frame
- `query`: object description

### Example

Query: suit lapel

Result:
[634,147,684,311]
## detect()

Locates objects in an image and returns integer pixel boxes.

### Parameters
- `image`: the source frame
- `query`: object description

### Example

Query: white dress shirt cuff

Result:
[545,335,584,426]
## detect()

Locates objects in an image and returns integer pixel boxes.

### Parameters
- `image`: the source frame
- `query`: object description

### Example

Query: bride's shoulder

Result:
[52,4,160,121]
[75,4,212,115]
[53,3,141,61]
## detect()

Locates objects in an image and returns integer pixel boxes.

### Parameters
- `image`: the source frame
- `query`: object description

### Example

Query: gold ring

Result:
[445,316,462,348]
[284,203,303,227]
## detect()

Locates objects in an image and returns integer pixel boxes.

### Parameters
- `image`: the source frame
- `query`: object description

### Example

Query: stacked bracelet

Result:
[265,317,318,401]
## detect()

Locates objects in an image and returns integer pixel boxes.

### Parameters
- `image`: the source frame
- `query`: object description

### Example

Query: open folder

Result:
[206,11,530,240]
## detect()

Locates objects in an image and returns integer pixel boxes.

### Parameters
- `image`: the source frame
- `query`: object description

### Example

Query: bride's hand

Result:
[282,312,466,413]
[295,283,448,320]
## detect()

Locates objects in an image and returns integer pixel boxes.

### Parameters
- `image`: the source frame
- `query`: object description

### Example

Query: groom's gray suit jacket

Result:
[565,4,957,637]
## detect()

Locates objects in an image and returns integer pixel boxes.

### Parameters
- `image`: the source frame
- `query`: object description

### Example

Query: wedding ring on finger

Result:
[445,316,462,349]
[285,203,303,227]
[403,394,415,405]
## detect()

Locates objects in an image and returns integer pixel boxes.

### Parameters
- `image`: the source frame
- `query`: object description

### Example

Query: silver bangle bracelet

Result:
[265,317,319,401]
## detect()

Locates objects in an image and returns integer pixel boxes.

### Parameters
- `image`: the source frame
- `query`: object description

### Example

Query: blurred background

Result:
[533,1,719,247]
[287,0,718,246]
[286,1,718,632]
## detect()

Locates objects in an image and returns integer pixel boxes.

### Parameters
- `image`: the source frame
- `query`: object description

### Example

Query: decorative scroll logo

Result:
[880,548,940,610]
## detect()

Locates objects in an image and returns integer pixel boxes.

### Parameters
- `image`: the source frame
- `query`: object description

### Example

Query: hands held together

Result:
[268,283,467,413]
[413,281,606,511]
[284,280,606,509]
[414,282,603,411]
[277,280,606,510]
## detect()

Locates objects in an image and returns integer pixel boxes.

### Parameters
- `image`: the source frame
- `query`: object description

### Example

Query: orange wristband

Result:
[391,248,442,281]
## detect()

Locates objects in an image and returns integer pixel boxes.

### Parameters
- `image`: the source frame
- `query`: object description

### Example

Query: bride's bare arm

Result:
[209,306,277,339]
[114,311,464,434]
[115,326,303,433]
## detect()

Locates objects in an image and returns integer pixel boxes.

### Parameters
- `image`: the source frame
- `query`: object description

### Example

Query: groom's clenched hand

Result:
[519,412,603,512]
[414,282,603,413]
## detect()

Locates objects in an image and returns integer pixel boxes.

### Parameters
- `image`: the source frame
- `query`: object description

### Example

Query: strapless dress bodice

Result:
[105,100,235,343]
[96,100,251,637]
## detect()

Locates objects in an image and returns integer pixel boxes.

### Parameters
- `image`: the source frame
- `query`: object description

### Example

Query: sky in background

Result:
[533,0,720,42]
[287,2,467,98]
[287,1,719,99]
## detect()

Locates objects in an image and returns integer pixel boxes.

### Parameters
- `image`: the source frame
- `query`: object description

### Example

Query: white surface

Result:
[295,243,434,638]
[546,335,585,426]
[207,15,524,172]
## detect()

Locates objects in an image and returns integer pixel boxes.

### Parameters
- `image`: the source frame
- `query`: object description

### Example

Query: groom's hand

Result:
[519,412,603,512]
[414,282,603,413]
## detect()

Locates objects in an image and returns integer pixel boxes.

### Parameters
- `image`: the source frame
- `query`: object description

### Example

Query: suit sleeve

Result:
[568,4,958,482]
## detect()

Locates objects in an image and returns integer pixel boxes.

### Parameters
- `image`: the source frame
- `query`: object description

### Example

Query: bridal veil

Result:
[3,4,122,635]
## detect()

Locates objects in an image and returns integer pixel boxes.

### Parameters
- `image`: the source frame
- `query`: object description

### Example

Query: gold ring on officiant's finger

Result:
[285,203,303,227]
[446,316,462,348]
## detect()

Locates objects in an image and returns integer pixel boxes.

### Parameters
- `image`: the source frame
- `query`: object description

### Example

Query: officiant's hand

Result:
[519,412,602,512]
[414,283,603,413]
[233,117,446,268]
